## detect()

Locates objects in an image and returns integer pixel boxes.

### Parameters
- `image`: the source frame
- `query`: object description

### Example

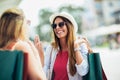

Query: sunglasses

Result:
[51,22,65,29]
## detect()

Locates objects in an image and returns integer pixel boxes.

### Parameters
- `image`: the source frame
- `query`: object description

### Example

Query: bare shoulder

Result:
[14,40,32,53]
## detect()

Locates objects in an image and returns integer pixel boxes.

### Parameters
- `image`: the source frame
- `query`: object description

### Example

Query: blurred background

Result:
[0,0,120,79]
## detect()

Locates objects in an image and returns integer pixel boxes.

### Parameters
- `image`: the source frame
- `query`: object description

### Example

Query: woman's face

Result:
[53,17,68,39]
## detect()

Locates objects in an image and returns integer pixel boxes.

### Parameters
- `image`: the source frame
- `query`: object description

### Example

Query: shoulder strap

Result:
[49,47,53,68]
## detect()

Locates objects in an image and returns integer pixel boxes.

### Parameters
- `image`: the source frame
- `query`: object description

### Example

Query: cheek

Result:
[64,27,68,35]
[53,29,56,34]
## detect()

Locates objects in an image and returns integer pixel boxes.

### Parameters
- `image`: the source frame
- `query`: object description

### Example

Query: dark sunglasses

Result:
[51,22,65,29]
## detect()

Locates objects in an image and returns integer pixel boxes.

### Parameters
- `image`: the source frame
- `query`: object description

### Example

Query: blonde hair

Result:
[52,16,76,76]
[0,7,26,48]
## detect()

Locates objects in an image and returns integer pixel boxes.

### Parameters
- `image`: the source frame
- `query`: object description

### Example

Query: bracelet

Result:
[74,47,80,52]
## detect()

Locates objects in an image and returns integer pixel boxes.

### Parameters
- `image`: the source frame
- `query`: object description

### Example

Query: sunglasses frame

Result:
[51,22,66,29]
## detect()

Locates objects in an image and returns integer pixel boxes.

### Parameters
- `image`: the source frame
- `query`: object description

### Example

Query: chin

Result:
[57,36,66,39]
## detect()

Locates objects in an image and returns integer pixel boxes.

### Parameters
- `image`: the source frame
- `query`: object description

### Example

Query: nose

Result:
[55,24,59,29]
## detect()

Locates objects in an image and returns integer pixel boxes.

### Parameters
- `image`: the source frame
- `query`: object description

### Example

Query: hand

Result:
[34,35,44,67]
[80,37,93,53]
[74,38,86,49]
[34,35,43,52]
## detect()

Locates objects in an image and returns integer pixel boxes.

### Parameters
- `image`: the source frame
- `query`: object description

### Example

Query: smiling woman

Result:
[40,12,89,80]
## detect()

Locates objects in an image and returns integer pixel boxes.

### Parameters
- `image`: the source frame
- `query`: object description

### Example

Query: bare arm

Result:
[15,41,47,80]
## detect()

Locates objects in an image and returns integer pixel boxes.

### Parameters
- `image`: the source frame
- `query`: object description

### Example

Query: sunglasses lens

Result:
[51,24,57,29]
[59,22,64,27]
[51,22,65,29]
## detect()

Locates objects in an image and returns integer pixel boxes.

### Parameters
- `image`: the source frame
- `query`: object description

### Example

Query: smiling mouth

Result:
[57,31,63,34]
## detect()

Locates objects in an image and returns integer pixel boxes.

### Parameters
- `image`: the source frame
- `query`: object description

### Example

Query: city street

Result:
[93,47,120,80]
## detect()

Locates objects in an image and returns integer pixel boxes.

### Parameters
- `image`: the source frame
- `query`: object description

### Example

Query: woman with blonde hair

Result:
[0,7,47,80]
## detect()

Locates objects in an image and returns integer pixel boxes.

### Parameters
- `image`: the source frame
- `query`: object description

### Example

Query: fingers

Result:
[77,36,93,53]
[78,36,90,45]
[78,36,87,41]
[77,38,86,44]
[34,35,43,50]
[34,35,42,46]
[81,37,93,53]
[34,35,40,43]
[74,39,85,48]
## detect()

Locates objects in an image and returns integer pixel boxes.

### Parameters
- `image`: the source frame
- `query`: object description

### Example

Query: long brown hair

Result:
[52,16,77,76]
[0,7,25,48]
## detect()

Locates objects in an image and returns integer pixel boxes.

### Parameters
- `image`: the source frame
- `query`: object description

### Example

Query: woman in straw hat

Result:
[35,12,89,80]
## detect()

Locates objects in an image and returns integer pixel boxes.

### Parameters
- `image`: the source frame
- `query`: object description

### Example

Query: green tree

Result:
[36,9,53,42]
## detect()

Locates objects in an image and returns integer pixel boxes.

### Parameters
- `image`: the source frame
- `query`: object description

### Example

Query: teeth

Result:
[57,31,63,34]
